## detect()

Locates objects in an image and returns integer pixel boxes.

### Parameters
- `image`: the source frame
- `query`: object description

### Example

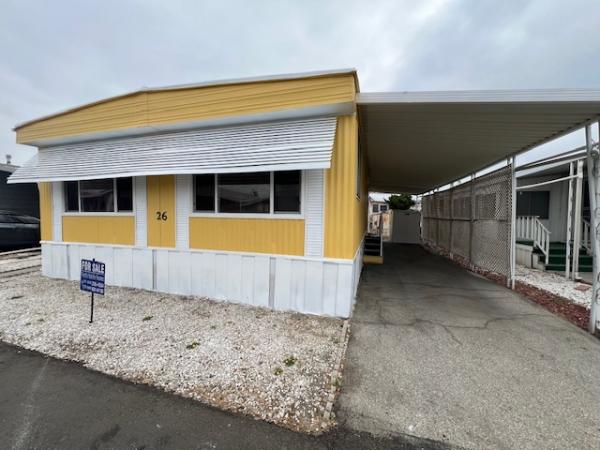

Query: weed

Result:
[283,356,297,367]
[37,318,44,323]
[333,377,343,390]
[210,325,217,330]
[142,315,153,321]
[273,367,283,376]
[186,341,200,350]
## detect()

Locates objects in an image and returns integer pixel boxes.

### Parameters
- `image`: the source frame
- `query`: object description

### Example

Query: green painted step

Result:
[546,263,593,272]
[547,255,593,264]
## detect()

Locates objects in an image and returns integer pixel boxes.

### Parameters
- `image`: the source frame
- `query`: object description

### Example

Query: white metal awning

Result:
[8,117,337,183]
[358,89,600,193]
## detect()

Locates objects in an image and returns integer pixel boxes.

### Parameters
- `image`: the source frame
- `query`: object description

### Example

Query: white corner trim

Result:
[176,174,192,250]
[134,177,147,247]
[304,169,325,257]
[52,181,63,242]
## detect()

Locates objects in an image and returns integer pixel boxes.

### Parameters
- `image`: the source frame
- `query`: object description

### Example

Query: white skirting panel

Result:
[40,241,363,318]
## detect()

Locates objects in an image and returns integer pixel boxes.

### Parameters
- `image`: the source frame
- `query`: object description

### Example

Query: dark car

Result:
[0,210,40,251]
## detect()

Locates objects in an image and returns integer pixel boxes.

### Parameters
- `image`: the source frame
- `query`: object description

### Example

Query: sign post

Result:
[80,258,105,323]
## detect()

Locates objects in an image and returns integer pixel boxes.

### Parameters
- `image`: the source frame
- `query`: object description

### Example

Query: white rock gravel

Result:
[0,272,348,433]
[515,265,592,308]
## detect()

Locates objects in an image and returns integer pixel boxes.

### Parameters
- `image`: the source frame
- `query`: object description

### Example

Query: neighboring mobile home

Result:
[9,70,367,317]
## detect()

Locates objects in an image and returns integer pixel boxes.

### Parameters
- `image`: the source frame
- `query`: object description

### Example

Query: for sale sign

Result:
[80,259,105,295]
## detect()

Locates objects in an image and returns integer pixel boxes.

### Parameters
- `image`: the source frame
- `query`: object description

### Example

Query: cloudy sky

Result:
[2,0,599,173]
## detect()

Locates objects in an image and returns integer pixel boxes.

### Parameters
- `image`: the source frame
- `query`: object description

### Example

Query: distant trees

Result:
[386,194,415,210]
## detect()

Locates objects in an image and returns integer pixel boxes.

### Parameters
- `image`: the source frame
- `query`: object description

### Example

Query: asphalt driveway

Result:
[0,342,451,450]
[336,244,600,449]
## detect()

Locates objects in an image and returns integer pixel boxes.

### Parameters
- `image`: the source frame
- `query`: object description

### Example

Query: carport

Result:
[356,89,600,332]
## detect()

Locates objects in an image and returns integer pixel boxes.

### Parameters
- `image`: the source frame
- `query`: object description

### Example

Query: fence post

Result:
[469,173,475,270]
[508,157,516,288]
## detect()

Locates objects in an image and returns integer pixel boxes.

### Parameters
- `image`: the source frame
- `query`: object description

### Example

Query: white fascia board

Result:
[357,89,600,104]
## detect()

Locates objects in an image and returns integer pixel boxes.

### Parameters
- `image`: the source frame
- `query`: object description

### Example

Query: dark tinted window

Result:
[80,179,114,212]
[517,191,549,219]
[274,170,300,213]
[64,181,79,212]
[218,173,270,213]
[116,177,133,211]
[194,174,215,211]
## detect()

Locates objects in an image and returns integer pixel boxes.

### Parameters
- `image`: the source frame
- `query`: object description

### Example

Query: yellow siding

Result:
[146,175,176,247]
[189,217,304,256]
[62,216,135,245]
[324,115,367,259]
[38,182,53,241]
[16,75,356,143]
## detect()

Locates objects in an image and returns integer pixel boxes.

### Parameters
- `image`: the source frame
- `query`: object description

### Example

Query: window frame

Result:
[63,178,135,216]
[191,171,304,219]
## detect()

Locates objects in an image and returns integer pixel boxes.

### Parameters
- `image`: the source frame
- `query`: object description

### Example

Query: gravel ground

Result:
[0,272,348,434]
[515,265,591,308]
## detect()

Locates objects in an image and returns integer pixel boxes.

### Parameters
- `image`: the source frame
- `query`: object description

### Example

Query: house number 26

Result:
[156,211,168,221]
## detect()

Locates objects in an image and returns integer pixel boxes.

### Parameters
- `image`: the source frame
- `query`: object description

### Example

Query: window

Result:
[64,181,79,212]
[380,204,388,212]
[219,172,270,213]
[193,171,301,214]
[194,174,215,212]
[274,171,301,213]
[372,204,380,213]
[64,178,133,213]
[116,177,133,212]
[517,191,549,219]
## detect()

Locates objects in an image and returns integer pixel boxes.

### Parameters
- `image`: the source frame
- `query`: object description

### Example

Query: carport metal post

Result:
[586,123,599,333]
[572,159,584,280]
[566,162,574,279]
[509,157,516,289]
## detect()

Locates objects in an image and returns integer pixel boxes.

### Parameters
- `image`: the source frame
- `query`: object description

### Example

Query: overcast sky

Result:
[2,0,599,178]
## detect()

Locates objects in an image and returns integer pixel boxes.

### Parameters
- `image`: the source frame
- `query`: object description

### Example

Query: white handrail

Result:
[583,219,593,255]
[516,215,551,260]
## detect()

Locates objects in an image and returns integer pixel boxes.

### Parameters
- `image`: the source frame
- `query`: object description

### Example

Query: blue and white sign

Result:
[80,259,105,295]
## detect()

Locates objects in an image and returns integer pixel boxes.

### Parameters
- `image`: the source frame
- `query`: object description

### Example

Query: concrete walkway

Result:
[336,244,600,450]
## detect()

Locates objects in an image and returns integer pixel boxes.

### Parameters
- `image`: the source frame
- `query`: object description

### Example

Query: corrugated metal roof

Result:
[8,117,337,183]
[14,68,357,130]
[357,90,600,193]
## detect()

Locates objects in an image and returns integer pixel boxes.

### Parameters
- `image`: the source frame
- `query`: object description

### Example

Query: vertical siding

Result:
[52,182,63,242]
[62,216,135,245]
[147,175,176,248]
[38,182,53,241]
[189,218,305,256]
[324,115,362,259]
[17,75,356,143]
[176,174,192,249]
[134,176,147,247]
[304,169,325,257]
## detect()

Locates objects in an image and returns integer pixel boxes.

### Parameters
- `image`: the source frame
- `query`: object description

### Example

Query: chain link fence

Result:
[422,166,513,282]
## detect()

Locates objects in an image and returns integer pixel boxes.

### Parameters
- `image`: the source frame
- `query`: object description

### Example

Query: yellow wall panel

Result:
[38,182,53,241]
[189,217,304,256]
[324,115,367,259]
[62,216,135,245]
[16,75,356,144]
[146,175,176,248]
